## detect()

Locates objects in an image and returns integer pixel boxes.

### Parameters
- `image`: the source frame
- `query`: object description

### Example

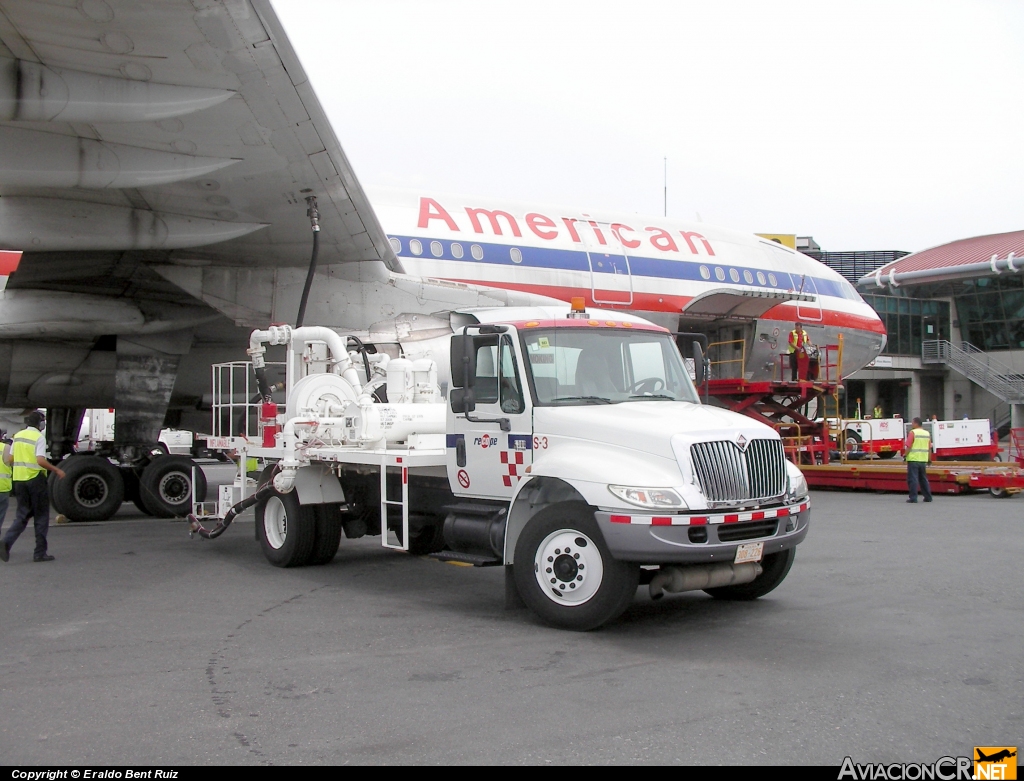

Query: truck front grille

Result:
[690,439,786,507]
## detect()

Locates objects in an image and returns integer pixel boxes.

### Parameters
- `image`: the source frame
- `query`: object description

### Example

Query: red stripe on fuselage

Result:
[444,278,886,335]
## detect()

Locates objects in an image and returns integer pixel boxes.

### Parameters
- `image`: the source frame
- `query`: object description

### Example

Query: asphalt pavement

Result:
[0,489,1021,765]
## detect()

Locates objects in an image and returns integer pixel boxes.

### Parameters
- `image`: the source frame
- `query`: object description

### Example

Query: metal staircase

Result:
[921,340,1024,403]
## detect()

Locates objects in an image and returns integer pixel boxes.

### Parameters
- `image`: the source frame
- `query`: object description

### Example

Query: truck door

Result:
[448,331,533,499]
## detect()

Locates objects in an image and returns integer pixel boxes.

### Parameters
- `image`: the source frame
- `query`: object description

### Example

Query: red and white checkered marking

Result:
[500,450,525,487]
[607,501,809,526]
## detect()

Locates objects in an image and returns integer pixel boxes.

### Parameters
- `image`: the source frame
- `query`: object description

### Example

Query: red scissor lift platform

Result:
[699,341,843,465]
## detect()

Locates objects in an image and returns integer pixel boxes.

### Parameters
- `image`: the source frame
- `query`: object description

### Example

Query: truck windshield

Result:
[520,327,700,406]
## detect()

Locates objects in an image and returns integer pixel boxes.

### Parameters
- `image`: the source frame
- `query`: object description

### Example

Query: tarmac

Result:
[0,489,1021,765]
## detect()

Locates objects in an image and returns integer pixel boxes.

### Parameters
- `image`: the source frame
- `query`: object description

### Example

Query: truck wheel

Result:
[139,456,206,518]
[256,489,316,567]
[844,431,861,453]
[53,455,125,522]
[990,487,1012,498]
[514,502,639,631]
[48,471,68,516]
[308,503,343,565]
[406,522,446,555]
[705,547,797,601]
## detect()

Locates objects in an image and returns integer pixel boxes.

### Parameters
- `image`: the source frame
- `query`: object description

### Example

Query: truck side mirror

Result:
[450,334,477,389]
[450,387,476,414]
[692,340,706,385]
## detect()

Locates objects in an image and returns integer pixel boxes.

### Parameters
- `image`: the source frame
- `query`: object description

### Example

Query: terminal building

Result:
[801,231,1024,432]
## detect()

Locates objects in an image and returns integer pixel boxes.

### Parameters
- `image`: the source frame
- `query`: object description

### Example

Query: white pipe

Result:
[249,325,362,393]
[274,415,348,493]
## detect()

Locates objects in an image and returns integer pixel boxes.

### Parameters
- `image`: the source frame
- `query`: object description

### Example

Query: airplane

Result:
[0,0,884,519]
[976,749,1017,764]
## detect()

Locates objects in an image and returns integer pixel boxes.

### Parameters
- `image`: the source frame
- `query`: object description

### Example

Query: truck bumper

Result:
[594,499,810,564]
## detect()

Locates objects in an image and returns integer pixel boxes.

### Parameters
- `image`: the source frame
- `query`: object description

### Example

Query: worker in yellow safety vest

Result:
[904,416,933,504]
[787,323,811,381]
[0,411,66,563]
[873,404,884,420]
[0,430,11,532]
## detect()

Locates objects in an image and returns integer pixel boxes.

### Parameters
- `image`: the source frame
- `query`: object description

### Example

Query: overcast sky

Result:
[273,0,1024,253]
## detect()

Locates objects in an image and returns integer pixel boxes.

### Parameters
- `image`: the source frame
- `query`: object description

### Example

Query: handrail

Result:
[922,340,1024,403]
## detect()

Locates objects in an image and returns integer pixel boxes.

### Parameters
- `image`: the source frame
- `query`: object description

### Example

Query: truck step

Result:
[428,551,502,567]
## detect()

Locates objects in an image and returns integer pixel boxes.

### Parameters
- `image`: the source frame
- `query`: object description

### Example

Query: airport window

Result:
[451,242,464,259]
[743,270,753,284]
[510,247,523,264]
[699,266,711,280]
[756,271,767,285]
[388,237,401,254]
[952,276,1024,349]
[729,268,740,282]
[714,267,726,281]
[471,244,484,260]
[768,273,778,286]
[862,294,950,355]
[430,240,443,257]
[410,239,423,256]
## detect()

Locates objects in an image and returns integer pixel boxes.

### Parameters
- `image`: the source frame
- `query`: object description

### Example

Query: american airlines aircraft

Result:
[371,189,885,379]
[0,0,883,517]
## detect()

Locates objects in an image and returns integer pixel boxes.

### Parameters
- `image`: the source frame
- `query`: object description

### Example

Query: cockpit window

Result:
[521,328,699,405]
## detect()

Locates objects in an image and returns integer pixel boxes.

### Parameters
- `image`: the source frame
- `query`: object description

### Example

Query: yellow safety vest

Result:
[11,427,44,481]
[0,457,11,493]
[788,330,809,354]
[906,428,931,462]
[873,406,883,419]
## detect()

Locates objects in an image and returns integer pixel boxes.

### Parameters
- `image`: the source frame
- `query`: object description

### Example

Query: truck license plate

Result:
[734,542,763,564]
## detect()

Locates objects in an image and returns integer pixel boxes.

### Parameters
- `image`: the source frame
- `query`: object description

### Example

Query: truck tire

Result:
[308,503,343,565]
[53,455,125,522]
[514,502,639,631]
[989,487,1012,498]
[256,489,316,567]
[844,431,861,452]
[48,471,68,516]
[406,522,446,555]
[139,456,206,518]
[704,547,796,601]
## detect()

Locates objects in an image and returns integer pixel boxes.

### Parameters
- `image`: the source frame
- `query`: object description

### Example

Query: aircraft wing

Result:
[0,0,400,304]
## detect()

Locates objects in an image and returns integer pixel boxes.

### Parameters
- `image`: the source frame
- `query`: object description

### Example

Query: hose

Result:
[295,195,321,328]
[347,335,373,384]
[187,465,280,540]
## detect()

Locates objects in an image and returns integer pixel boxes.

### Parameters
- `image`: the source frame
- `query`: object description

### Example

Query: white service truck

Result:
[190,302,811,630]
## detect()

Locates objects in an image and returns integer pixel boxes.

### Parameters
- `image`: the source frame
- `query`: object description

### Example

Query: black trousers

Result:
[907,462,932,502]
[2,474,49,557]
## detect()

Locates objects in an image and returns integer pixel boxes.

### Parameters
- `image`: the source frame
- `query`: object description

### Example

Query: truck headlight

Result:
[608,485,687,509]
[785,462,808,502]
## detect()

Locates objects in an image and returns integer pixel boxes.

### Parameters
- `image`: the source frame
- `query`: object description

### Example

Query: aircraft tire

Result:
[705,547,796,601]
[514,502,639,631]
[53,455,125,522]
[256,488,315,567]
[139,456,206,518]
[48,471,68,516]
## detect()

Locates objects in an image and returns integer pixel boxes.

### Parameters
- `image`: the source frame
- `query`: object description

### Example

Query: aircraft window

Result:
[743,270,753,284]
[699,266,710,280]
[768,273,778,286]
[714,267,726,281]
[430,240,443,257]
[389,237,401,254]
[729,268,740,283]
[410,239,423,256]
[471,244,484,260]
[451,242,464,259]
[510,247,523,264]
[757,271,767,285]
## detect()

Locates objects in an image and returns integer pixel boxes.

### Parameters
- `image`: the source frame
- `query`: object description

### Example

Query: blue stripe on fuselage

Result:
[388,235,850,301]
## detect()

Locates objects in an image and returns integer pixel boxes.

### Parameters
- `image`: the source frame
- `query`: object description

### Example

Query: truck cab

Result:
[194,301,811,631]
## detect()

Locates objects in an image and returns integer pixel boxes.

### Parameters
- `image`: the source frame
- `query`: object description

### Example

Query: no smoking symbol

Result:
[457,469,470,488]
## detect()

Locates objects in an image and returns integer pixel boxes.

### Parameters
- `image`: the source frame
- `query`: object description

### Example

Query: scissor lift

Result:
[699,338,844,464]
